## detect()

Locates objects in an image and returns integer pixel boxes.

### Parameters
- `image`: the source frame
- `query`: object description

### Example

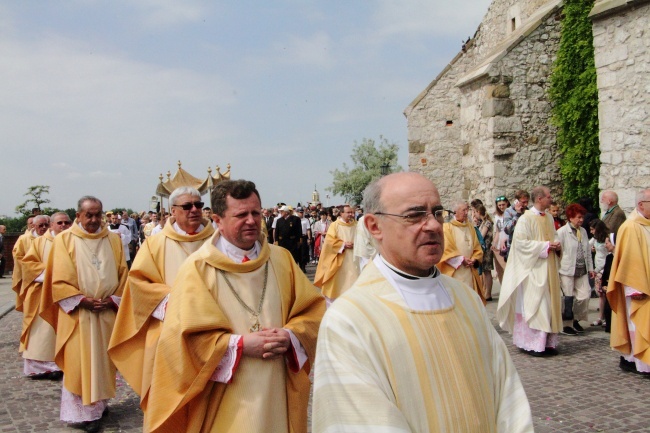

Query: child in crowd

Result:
[589,219,610,327]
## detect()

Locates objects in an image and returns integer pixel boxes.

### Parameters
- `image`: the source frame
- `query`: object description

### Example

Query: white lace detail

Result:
[59,295,84,313]
[60,383,108,422]
[210,335,241,383]
[110,295,122,307]
[286,329,308,371]
[24,359,59,375]
[152,295,169,321]
[512,313,559,352]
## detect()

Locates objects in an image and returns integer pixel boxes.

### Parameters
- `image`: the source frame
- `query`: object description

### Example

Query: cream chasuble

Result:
[20,232,57,361]
[497,211,562,335]
[12,231,37,312]
[312,262,533,433]
[144,233,324,433]
[314,219,360,300]
[41,223,127,406]
[109,218,214,405]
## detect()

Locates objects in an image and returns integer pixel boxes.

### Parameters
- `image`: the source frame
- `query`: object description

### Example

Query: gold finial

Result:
[227,163,231,170]
[207,166,212,175]
[159,173,163,183]
[215,165,220,173]
[167,170,171,180]
[177,160,182,168]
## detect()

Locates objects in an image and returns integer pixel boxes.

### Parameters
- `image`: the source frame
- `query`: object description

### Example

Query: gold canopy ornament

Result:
[155,160,231,199]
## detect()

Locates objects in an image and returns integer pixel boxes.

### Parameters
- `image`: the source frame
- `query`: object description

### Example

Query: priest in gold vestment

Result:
[20,213,71,379]
[109,187,215,409]
[11,215,36,313]
[608,188,650,374]
[313,173,532,433]
[439,200,485,303]
[497,186,563,357]
[41,196,127,432]
[145,180,325,433]
[314,205,359,303]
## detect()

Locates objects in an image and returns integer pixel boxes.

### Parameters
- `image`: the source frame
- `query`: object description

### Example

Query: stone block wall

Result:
[592,1,650,212]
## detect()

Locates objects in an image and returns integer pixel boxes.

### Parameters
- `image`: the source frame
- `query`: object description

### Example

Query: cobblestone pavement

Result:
[1,265,649,432]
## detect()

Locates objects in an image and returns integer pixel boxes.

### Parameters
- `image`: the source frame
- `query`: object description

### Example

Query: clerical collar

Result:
[173,222,204,236]
[531,207,545,216]
[109,223,120,230]
[379,255,438,280]
[77,223,101,234]
[215,235,260,263]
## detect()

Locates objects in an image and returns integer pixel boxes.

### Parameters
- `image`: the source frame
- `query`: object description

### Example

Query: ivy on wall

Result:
[548,0,600,205]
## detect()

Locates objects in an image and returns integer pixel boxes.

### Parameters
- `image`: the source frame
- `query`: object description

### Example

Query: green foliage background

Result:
[328,136,402,205]
[548,0,600,205]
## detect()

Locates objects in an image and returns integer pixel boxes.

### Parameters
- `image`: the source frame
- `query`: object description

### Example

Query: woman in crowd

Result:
[589,219,610,327]
[312,210,331,264]
[557,203,595,336]
[474,204,495,301]
[492,195,510,284]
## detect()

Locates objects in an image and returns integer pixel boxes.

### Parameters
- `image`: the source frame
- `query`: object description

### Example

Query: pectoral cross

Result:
[91,254,102,270]
[250,315,261,333]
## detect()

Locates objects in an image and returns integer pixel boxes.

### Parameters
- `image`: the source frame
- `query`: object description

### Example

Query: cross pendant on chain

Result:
[92,254,102,270]
[250,316,261,333]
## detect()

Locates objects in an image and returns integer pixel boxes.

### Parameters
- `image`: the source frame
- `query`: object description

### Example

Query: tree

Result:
[15,185,51,216]
[328,136,402,205]
[548,0,600,205]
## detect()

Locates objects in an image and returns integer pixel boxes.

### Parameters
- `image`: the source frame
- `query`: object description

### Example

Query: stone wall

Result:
[591,0,650,212]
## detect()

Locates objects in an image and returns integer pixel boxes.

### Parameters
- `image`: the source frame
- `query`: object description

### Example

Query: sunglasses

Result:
[495,196,507,202]
[57,220,72,226]
[172,201,204,211]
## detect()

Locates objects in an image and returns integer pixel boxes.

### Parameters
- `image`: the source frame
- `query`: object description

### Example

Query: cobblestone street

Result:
[1,268,649,432]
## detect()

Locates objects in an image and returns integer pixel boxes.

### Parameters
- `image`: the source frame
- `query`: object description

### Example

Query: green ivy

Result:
[548,0,600,205]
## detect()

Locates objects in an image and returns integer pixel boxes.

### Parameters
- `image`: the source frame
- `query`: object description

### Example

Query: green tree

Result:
[15,185,52,216]
[328,136,402,205]
[548,0,600,204]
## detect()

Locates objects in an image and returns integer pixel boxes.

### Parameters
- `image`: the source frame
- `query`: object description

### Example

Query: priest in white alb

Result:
[312,172,533,433]
[497,186,563,357]
[41,196,127,433]
[20,213,71,380]
[109,187,215,411]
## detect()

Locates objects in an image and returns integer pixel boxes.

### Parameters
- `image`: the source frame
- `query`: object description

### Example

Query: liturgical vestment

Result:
[314,219,359,300]
[144,234,324,433]
[439,219,485,303]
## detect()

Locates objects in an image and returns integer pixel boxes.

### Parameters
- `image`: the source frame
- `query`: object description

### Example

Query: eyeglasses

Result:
[56,220,72,226]
[495,196,507,202]
[37,223,49,228]
[374,207,447,225]
[172,201,204,211]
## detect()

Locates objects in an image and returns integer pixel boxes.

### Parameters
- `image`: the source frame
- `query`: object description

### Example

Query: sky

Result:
[0,0,492,217]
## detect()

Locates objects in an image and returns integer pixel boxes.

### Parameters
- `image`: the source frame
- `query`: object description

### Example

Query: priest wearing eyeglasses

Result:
[312,172,532,432]
[143,179,324,433]
[109,186,214,414]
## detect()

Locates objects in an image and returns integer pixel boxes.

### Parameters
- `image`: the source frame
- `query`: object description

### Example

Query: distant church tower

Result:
[311,185,321,205]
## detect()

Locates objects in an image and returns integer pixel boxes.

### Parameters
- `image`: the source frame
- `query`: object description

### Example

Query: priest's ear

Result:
[364,214,384,242]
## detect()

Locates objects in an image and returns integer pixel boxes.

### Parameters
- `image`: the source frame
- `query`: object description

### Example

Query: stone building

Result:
[406,0,648,213]
[590,0,650,212]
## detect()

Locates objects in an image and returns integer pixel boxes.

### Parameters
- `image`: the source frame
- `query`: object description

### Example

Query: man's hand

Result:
[344,242,354,249]
[463,257,475,267]
[242,328,291,360]
[79,297,115,313]
[549,241,561,252]
[631,293,647,301]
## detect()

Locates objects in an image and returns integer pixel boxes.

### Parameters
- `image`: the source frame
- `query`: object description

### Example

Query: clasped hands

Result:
[242,328,291,360]
[79,297,115,313]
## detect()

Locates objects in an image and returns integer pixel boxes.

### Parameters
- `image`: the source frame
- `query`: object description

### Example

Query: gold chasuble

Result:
[313,263,533,433]
[109,218,214,406]
[439,220,485,303]
[607,209,650,363]
[41,223,127,405]
[497,211,562,335]
[144,233,325,433]
[12,230,37,312]
[19,230,56,360]
[314,219,359,300]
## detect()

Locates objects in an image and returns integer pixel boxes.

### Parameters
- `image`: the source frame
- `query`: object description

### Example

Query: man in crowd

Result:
[608,188,650,374]
[143,212,158,239]
[12,215,37,311]
[150,212,169,236]
[275,205,302,264]
[109,187,215,411]
[108,212,132,267]
[439,200,485,303]
[20,213,71,380]
[144,179,324,433]
[41,196,127,433]
[312,172,532,432]
[121,210,139,260]
[263,208,275,245]
[502,189,530,260]
[296,207,312,272]
[314,204,359,304]
[497,186,563,357]
[600,190,627,235]
[353,214,376,272]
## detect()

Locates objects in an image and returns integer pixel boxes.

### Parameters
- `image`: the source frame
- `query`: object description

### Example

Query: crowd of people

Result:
[5,176,650,432]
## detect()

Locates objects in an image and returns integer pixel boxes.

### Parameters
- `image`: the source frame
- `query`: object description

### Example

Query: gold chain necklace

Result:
[219,262,269,333]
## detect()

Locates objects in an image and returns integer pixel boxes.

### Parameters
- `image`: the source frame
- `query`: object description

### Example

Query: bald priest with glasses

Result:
[312,172,533,433]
